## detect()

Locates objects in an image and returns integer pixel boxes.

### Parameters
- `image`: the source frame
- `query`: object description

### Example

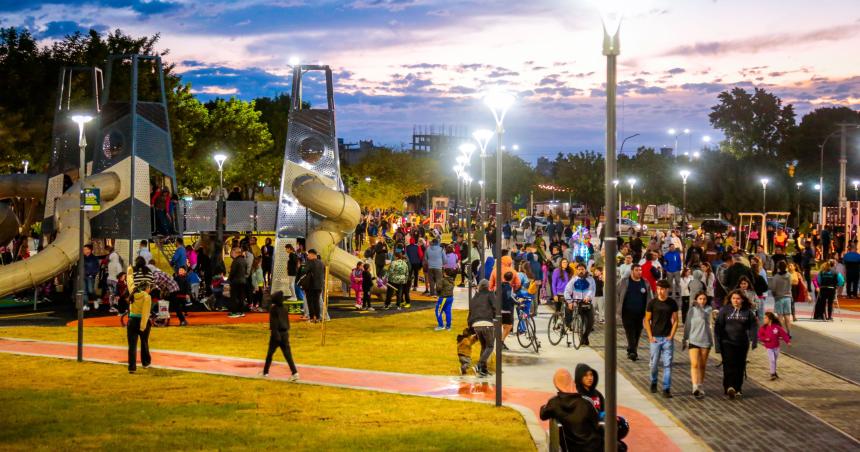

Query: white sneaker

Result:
[288,373,300,382]
[434,326,445,331]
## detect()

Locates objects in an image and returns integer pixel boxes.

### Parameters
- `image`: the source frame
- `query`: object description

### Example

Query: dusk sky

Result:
[4,0,860,160]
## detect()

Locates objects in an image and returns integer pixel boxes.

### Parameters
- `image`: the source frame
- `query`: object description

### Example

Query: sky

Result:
[3,0,860,161]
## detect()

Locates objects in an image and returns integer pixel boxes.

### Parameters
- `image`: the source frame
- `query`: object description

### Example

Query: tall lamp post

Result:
[71,114,94,362]
[680,170,690,247]
[796,182,803,227]
[460,143,477,300]
[627,177,636,205]
[22,160,29,174]
[601,7,622,448]
[473,129,494,261]
[853,180,859,202]
[484,89,515,408]
[760,178,770,212]
[214,153,227,263]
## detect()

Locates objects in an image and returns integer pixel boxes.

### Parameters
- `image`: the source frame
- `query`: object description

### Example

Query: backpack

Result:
[819,271,838,288]
[527,280,538,295]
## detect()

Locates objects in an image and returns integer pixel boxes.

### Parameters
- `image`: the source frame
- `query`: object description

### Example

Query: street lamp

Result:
[483,87,514,408]
[613,179,621,227]
[364,176,372,182]
[760,178,770,212]
[22,160,29,174]
[853,180,859,201]
[213,153,227,263]
[627,177,636,201]
[679,170,690,250]
[601,5,623,448]
[796,182,803,227]
[668,128,689,157]
[71,113,93,363]
[473,129,494,261]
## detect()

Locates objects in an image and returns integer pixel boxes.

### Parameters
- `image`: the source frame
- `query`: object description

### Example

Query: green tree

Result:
[553,151,604,216]
[709,87,796,159]
[342,148,440,210]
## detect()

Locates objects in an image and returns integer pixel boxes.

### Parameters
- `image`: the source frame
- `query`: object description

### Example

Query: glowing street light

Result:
[853,180,860,201]
[483,87,514,408]
[760,177,770,212]
[70,113,93,363]
[679,170,691,240]
[288,56,300,66]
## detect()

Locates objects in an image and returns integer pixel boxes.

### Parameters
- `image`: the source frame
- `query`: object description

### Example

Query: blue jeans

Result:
[84,276,96,302]
[649,336,674,390]
[435,296,453,328]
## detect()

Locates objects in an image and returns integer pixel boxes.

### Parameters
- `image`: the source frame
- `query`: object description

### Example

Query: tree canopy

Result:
[709,87,796,159]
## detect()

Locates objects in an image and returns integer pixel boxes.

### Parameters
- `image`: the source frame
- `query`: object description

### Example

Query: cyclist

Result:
[563,263,596,346]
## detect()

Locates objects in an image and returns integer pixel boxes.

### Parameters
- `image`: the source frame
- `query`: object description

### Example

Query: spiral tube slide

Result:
[0,174,48,246]
[291,173,362,284]
[0,172,120,298]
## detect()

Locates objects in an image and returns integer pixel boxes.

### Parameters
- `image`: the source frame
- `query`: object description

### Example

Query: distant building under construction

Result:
[411,125,471,156]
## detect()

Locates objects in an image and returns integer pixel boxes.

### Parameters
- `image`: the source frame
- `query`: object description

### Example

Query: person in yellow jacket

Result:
[127,280,153,374]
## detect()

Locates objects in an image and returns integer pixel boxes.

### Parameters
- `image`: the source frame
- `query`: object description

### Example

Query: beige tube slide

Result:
[291,173,362,284]
[0,172,120,298]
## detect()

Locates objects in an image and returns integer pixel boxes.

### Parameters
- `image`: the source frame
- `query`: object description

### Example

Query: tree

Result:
[709,87,796,159]
[170,83,210,195]
[553,151,604,216]
[342,148,440,210]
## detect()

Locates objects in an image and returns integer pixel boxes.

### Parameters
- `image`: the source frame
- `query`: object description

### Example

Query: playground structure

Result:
[0,58,360,299]
[736,212,791,254]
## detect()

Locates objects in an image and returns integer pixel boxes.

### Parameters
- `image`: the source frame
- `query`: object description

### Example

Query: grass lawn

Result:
[0,354,533,451]
[0,310,490,376]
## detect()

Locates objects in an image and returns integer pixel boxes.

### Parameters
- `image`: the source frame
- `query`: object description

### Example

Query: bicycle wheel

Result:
[516,314,533,349]
[571,311,583,350]
[547,312,565,346]
[528,316,540,353]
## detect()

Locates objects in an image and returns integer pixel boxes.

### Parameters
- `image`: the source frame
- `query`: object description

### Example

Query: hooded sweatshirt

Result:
[539,392,602,452]
[107,252,124,282]
[129,290,152,330]
[574,364,605,418]
[489,256,522,291]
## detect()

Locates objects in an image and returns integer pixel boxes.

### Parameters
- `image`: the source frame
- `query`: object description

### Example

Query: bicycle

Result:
[119,299,171,328]
[514,297,540,353]
[547,299,588,349]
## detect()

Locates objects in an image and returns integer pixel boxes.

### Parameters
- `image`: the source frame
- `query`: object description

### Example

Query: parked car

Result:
[618,217,645,234]
[699,219,735,235]
[517,216,549,234]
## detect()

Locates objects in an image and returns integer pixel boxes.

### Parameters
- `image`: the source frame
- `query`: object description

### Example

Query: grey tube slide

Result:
[0,172,120,298]
[0,174,47,247]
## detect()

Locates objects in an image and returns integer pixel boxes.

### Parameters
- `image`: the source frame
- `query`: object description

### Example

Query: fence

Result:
[178,200,278,233]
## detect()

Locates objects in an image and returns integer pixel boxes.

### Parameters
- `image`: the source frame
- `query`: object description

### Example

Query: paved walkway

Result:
[0,335,677,452]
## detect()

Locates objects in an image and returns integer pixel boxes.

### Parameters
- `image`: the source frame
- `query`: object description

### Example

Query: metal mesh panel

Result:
[183,200,217,233]
[94,115,131,174]
[256,202,277,232]
[226,201,255,232]
[134,157,150,205]
[135,116,172,178]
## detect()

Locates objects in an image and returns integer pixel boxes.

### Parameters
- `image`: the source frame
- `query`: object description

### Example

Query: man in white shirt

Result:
[137,240,153,263]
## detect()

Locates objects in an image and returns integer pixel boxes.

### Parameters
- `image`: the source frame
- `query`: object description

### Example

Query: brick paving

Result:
[782,322,860,384]
[587,323,860,452]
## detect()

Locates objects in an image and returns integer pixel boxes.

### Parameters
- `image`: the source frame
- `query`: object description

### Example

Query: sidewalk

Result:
[450,287,701,451]
[0,334,677,452]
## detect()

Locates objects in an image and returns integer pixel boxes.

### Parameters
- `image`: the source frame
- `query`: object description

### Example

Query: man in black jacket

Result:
[540,368,603,452]
[468,280,496,376]
[263,291,299,380]
[617,264,651,361]
[303,249,326,322]
[228,247,248,318]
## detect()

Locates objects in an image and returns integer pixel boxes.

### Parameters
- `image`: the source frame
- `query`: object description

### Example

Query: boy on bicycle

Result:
[563,263,596,346]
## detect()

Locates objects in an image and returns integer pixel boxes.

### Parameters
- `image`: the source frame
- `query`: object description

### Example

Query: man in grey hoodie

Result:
[425,239,445,296]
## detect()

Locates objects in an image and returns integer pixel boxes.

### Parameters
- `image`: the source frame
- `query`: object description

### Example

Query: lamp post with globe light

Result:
[796,182,803,227]
[761,178,770,212]
[473,129,494,258]
[214,153,227,263]
[483,89,514,408]
[680,170,690,251]
[71,113,93,362]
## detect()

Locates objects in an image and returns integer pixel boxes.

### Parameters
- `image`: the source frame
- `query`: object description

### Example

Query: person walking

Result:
[770,261,793,336]
[405,238,423,291]
[303,249,326,322]
[758,312,791,380]
[617,264,650,361]
[425,239,445,296]
[468,280,496,377]
[714,289,758,399]
[261,238,274,287]
[683,292,713,398]
[664,243,683,299]
[384,252,411,309]
[434,269,455,330]
[126,279,152,374]
[842,245,860,298]
[814,261,843,321]
[644,280,679,398]
[262,291,299,381]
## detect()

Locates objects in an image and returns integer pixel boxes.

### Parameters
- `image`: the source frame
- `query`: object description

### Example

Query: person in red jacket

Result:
[640,251,661,293]
[758,312,791,380]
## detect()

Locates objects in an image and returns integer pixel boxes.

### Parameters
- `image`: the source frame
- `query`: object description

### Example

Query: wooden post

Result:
[320,243,335,346]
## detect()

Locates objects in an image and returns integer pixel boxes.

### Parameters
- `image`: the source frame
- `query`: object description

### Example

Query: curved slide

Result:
[291,172,362,284]
[0,172,120,298]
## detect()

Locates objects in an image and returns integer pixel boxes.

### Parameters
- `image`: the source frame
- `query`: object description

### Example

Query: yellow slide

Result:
[0,172,120,298]
[0,174,47,247]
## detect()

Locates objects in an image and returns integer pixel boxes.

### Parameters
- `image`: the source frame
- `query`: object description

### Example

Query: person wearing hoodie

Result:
[106,246,124,313]
[540,368,603,452]
[563,263,596,346]
[714,289,758,399]
[127,280,153,374]
[683,292,713,398]
[664,243,683,299]
[435,269,456,330]
[574,364,606,420]
[405,238,423,291]
[468,280,497,377]
[425,239,445,296]
[489,254,522,292]
[552,258,574,310]
[262,291,299,381]
[758,312,791,380]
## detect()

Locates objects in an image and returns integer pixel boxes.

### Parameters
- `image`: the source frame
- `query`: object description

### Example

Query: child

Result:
[361,263,374,311]
[501,271,516,342]
[456,327,478,375]
[758,312,791,380]
[115,272,130,314]
[435,269,455,331]
[211,271,227,311]
[250,257,265,312]
[679,267,692,324]
[350,261,364,310]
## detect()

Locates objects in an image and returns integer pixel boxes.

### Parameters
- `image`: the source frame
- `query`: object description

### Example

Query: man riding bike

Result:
[563,262,596,346]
